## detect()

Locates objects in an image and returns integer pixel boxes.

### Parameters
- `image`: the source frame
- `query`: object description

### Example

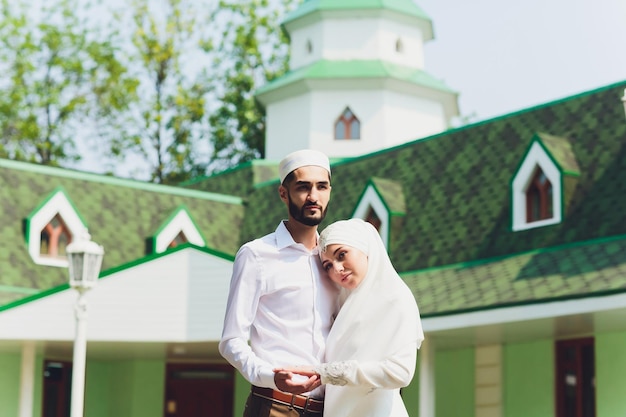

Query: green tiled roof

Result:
[283,0,432,25]
[182,160,280,197]
[255,60,456,98]
[404,234,626,316]
[536,133,581,175]
[369,177,406,215]
[0,160,244,303]
[236,81,626,317]
[2,79,626,317]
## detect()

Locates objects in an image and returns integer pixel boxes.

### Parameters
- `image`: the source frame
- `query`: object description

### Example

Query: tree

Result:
[117,0,214,184]
[0,0,137,166]
[207,0,294,171]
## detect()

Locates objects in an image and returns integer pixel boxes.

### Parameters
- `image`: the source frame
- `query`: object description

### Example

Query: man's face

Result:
[280,166,331,226]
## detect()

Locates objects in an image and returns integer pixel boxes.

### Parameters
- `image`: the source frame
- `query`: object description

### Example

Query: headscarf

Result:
[318,219,424,416]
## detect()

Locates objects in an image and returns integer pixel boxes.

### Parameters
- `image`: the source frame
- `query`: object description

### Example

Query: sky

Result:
[73,0,626,176]
[416,0,626,122]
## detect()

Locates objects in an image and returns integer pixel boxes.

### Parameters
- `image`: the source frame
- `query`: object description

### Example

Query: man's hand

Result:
[273,368,321,394]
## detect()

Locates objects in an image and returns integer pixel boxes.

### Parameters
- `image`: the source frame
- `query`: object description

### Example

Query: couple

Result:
[219,150,424,417]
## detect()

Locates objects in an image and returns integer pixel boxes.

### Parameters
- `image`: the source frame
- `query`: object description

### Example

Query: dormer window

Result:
[150,206,205,254]
[352,178,406,251]
[511,133,580,231]
[334,107,360,140]
[526,167,553,222]
[168,231,188,249]
[365,207,382,231]
[25,188,87,267]
[40,214,72,257]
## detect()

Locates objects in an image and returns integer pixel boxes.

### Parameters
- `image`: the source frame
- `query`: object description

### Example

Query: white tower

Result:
[256,0,459,160]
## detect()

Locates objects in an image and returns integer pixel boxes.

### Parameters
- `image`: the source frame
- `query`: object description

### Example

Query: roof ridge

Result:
[401,233,626,276]
[0,158,243,204]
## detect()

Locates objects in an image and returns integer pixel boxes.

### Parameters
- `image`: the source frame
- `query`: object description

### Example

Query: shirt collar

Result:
[276,221,320,252]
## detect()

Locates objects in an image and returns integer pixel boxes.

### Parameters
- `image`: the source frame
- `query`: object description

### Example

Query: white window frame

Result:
[27,190,86,267]
[154,208,205,253]
[352,184,390,249]
[511,141,562,231]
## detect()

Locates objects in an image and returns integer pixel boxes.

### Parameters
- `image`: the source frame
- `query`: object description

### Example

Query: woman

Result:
[275,218,424,417]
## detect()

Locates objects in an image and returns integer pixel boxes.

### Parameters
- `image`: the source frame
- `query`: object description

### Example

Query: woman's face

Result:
[320,244,368,289]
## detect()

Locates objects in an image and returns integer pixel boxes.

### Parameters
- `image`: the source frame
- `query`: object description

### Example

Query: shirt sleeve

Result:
[314,340,418,389]
[218,246,277,389]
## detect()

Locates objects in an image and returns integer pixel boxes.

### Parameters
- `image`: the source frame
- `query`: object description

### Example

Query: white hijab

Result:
[319,219,424,417]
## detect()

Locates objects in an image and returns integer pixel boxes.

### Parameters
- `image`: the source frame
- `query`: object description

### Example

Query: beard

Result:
[288,193,328,226]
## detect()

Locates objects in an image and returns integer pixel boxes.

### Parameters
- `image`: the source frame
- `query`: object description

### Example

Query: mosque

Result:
[0,1,625,417]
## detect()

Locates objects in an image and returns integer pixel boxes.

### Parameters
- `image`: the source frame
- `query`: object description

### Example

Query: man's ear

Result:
[278,185,288,203]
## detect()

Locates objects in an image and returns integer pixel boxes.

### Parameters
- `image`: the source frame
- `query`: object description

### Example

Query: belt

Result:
[251,386,323,414]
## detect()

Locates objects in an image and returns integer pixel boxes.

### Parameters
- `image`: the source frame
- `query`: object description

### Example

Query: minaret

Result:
[256,0,459,160]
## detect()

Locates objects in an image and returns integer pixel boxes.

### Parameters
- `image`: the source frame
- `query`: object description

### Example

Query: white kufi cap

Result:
[279,149,331,184]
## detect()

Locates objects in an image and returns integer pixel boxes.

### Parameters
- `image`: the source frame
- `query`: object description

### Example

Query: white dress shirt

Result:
[219,221,339,398]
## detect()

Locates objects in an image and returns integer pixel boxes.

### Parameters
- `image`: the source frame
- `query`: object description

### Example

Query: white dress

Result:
[316,219,424,417]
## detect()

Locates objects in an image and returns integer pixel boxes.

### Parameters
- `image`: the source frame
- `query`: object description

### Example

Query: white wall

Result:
[0,248,232,343]
[289,18,426,70]
[265,94,312,160]
[382,90,447,146]
[266,86,448,159]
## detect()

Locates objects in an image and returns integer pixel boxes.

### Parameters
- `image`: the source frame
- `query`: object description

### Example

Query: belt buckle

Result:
[288,394,296,411]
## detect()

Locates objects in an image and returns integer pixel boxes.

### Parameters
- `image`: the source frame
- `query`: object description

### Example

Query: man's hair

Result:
[282,171,296,186]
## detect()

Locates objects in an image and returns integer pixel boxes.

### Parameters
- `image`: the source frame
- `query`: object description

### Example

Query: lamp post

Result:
[66,230,104,417]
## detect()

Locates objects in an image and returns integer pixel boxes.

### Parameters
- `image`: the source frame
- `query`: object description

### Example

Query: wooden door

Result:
[42,360,72,417]
[164,364,234,417]
[556,338,595,417]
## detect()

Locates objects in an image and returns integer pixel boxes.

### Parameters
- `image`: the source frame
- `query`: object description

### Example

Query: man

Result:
[219,149,339,417]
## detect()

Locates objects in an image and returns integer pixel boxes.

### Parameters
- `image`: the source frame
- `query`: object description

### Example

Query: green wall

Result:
[233,371,250,417]
[503,340,553,417]
[85,360,112,417]
[0,352,43,417]
[596,331,626,417]
[435,347,474,417]
[0,353,20,416]
[402,360,420,416]
[86,359,165,417]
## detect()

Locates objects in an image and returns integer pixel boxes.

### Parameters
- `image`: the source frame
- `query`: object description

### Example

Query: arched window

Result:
[334,107,360,140]
[365,207,382,232]
[168,231,188,249]
[526,167,553,222]
[40,214,72,257]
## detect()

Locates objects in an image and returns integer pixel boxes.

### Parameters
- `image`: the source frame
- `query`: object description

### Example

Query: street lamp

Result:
[66,229,104,417]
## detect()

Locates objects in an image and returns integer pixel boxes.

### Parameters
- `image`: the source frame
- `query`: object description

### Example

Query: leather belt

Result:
[251,386,323,414]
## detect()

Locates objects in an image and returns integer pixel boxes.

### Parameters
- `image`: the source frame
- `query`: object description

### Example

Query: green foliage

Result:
[120,0,213,184]
[207,0,294,172]
[0,0,297,182]
[0,0,137,165]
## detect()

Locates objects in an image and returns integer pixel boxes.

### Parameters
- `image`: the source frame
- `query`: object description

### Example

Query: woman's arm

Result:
[275,340,418,389]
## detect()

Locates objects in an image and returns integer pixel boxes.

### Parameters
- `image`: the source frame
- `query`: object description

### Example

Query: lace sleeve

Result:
[314,361,357,386]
